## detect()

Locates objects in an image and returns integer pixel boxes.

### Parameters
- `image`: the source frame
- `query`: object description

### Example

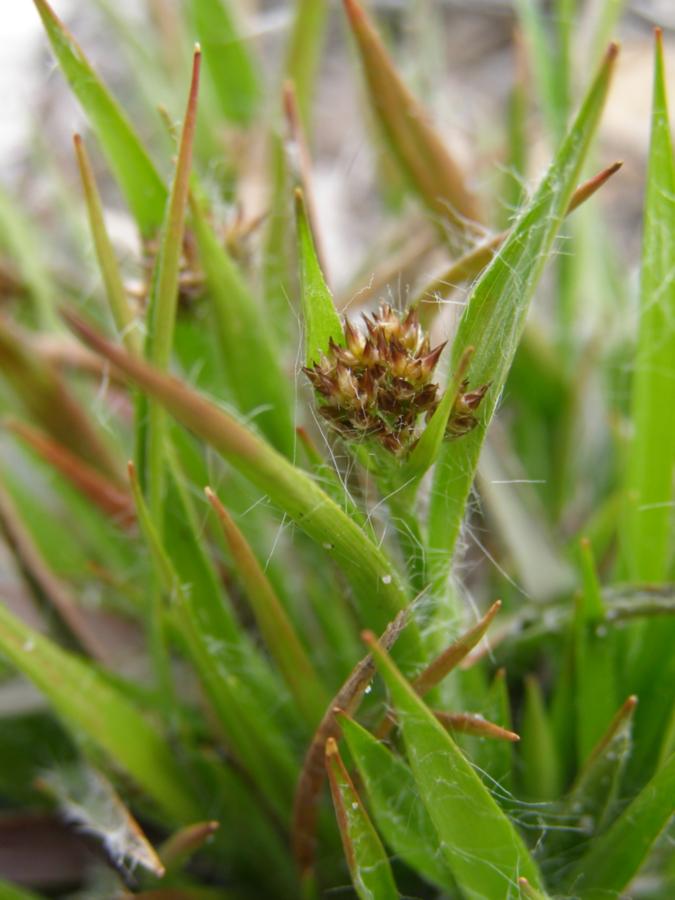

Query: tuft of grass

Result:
[0,2,672,898]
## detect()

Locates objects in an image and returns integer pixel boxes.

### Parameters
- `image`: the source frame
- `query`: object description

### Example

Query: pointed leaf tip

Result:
[296,188,344,366]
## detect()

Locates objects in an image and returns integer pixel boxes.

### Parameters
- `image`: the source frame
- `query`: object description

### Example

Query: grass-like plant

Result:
[0,1,673,898]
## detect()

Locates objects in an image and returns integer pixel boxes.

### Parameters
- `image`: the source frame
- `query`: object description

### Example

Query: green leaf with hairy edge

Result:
[0,602,199,822]
[128,462,299,819]
[64,314,424,664]
[620,30,675,583]
[33,0,167,237]
[296,189,344,367]
[364,633,543,898]
[325,737,399,900]
[338,714,456,892]
[621,35,675,780]
[563,751,675,897]
[190,198,295,458]
[427,44,617,598]
[520,676,562,801]
[189,0,260,124]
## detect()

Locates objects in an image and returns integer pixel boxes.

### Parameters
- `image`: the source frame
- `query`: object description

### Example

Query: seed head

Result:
[304,304,488,455]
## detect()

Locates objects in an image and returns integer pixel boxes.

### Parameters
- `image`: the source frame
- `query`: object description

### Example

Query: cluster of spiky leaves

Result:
[0,2,673,900]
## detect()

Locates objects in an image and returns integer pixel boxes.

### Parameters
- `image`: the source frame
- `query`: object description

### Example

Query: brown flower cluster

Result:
[304,304,488,455]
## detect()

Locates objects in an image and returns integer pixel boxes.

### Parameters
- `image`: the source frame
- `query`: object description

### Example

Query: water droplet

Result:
[23,638,35,652]
[364,683,373,695]
[381,574,392,585]
[351,802,358,810]
[595,625,608,638]
[323,542,334,550]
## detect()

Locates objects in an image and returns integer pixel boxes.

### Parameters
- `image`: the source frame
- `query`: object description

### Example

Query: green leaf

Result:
[63,314,421,656]
[190,198,295,457]
[563,750,675,897]
[520,676,563,801]
[189,0,260,125]
[127,461,299,819]
[515,0,568,140]
[364,632,543,898]
[0,318,122,484]
[427,44,617,595]
[544,696,637,868]
[144,48,201,521]
[284,0,329,128]
[325,737,399,900]
[0,601,199,822]
[33,0,167,237]
[296,188,344,367]
[0,881,42,900]
[500,34,528,228]
[205,487,328,725]
[291,610,408,876]
[0,186,58,330]
[574,541,617,765]
[73,134,142,356]
[470,668,516,794]
[577,537,605,620]
[338,714,456,892]
[415,161,622,322]
[398,346,472,492]
[620,29,675,582]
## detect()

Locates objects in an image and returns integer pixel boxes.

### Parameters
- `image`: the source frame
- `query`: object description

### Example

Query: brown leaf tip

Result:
[343,0,364,26]
[606,42,620,62]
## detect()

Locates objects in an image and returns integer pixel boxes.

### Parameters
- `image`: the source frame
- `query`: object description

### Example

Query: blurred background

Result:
[1,0,674,291]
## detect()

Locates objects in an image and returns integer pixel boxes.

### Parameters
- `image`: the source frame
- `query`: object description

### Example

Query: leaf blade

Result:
[33,0,167,236]
[619,29,675,582]
[0,601,199,823]
[296,188,344,367]
[364,632,543,898]
[564,750,675,897]
[339,713,456,892]
[325,737,399,900]
[428,44,618,593]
